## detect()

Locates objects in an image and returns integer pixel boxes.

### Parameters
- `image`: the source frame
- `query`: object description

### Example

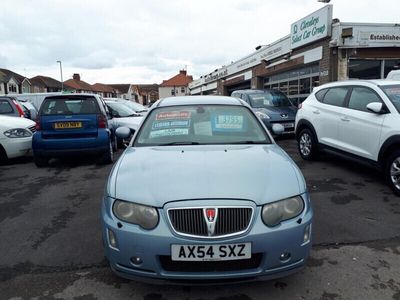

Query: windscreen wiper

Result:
[158,141,200,146]
[229,141,268,144]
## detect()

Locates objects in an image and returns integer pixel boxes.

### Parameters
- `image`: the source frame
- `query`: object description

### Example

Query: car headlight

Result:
[262,196,304,227]
[113,200,159,230]
[4,128,32,138]
[255,111,270,119]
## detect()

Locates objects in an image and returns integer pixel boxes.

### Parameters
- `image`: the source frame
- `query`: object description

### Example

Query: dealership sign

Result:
[291,5,332,49]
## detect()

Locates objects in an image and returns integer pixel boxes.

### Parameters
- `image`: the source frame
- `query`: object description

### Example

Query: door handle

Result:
[340,117,350,122]
[312,110,320,115]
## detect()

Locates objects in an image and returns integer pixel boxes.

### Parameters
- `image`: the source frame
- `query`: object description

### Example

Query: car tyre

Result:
[112,134,118,152]
[0,146,8,165]
[99,139,114,165]
[386,150,400,196]
[34,155,49,167]
[298,128,318,160]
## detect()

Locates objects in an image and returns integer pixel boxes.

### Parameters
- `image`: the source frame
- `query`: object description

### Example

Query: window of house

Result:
[348,87,382,112]
[181,87,185,93]
[171,89,175,96]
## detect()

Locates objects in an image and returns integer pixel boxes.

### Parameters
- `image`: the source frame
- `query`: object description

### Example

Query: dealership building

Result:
[189,5,400,105]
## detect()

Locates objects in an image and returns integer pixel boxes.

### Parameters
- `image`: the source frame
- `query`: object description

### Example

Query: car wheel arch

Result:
[378,135,400,168]
[295,120,319,143]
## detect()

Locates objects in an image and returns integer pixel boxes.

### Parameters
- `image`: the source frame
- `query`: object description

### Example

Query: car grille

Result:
[168,207,253,238]
[28,125,36,134]
[159,253,262,272]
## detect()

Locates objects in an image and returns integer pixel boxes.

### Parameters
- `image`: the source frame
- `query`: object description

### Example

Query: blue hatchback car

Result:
[32,94,114,167]
[102,96,312,284]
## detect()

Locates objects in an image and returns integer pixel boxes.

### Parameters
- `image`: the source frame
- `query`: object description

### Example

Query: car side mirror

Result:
[115,126,131,139]
[272,123,285,135]
[366,102,385,114]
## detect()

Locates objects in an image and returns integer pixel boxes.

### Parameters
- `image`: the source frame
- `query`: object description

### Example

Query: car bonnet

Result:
[109,144,306,207]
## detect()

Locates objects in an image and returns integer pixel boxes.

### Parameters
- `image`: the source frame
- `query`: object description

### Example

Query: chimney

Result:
[73,73,80,81]
[179,70,186,75]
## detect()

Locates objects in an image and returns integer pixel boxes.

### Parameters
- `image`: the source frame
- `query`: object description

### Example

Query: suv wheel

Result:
[99,139,114,165]
[298,128,318,160]
[386,151,400,196]
[112,134,118,152]
[34,155,49,168]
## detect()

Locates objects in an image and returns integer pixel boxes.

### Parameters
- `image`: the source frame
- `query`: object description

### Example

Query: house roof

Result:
[0,68,26,84]
[30,75,62,89]
[64,78,94,92]
[137,84,159,94]
[160,70,193,87]
[92,83,115,93]
[109,84,131,94]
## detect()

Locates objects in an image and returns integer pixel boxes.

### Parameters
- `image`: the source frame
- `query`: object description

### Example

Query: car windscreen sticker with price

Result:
[212,114,246,132]
[150,111,192,137]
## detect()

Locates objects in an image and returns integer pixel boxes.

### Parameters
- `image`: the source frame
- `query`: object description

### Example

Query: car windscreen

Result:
[134,105,271,146]
[249,91,293,108]
[40,97,100,115]
[123,101,147,112]
[0,99,14,114]
[106,102,137,117]
[380,85,400,113]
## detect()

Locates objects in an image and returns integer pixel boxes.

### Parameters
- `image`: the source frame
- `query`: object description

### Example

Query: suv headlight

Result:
[262,196,304,227]
[4,128,32,138]
[113,200,159,230]
[255,111,270,119]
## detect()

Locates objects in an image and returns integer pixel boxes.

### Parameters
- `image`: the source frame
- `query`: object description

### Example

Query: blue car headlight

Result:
[4,128,32,138]
[112,199,159,230]
[261,196,304,227]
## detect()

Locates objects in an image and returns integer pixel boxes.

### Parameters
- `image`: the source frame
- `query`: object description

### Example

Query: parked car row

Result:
[0,94,144,165]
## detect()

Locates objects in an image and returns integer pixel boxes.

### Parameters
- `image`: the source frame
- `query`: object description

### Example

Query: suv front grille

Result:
[168,207,253,238]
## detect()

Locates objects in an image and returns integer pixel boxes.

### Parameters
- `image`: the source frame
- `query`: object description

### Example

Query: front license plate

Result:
[282,122,294,128]
[54,121,82,129]
[171,243,251,261]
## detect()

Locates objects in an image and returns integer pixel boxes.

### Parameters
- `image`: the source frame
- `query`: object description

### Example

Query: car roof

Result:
[44,93,99,99]
[156,96,244,107]
[232,89,272,94]
[315,79,400,90]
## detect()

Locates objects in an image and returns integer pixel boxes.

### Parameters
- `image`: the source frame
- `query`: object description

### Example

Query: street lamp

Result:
[56,60,63,91]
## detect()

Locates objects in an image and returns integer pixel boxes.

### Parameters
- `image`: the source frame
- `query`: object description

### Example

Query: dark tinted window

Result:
[322,87,349,107]
[0,99,14,114]
[349,60,381,79]
[348,87,382,112]
[315,89,328,102]
[41,97,100,115]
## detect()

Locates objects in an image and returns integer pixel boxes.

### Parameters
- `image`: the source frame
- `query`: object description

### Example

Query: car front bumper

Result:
[102,197,313,283]
[0,136,32,159]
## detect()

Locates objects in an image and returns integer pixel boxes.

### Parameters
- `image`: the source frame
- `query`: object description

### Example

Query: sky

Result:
[0,0,399,85]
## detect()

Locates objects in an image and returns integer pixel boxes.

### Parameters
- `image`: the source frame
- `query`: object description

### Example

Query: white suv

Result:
[295,80,400,195]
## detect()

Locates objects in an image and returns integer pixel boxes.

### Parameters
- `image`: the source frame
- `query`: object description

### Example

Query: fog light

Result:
[303,224,311,244]
[131,256,143,265]
[280,252,291,262]
[107,228,118,249]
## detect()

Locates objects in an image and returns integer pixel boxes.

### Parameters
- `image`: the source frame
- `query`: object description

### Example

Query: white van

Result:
[15,92,63,110]
[386,70,400,80]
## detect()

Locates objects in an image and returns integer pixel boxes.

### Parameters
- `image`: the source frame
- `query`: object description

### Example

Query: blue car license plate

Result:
[171,243,251,261]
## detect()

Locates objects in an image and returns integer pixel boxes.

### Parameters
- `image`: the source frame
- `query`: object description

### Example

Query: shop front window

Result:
[349,59,381,79]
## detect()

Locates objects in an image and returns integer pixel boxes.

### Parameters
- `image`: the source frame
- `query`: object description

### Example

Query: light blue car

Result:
[101,96,313,284]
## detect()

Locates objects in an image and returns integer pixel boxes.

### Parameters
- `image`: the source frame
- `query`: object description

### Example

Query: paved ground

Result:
[0,138,399,300]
